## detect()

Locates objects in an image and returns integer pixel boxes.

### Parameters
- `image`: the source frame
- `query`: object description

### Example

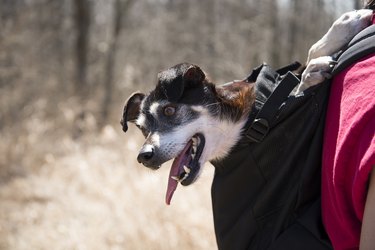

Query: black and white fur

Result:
[121,10,372,204]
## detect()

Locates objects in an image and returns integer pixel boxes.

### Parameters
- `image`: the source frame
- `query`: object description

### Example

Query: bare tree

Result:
[100,0,135,127]
[74,0,91,99]
[72,0,91,138]
[268,0,280,67]
[287,0,304,62]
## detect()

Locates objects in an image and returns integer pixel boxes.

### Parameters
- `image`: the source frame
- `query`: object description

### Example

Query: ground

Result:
[0,124,216,250]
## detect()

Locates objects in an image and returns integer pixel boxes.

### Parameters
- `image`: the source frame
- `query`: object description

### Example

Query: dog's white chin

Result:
[198,117,247,163]
[181,117,246,184]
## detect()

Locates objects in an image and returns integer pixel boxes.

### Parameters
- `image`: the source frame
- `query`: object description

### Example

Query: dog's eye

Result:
[163,106,176,116]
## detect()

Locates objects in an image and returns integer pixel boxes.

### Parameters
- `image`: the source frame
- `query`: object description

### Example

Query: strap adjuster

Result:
[245,118,269,143]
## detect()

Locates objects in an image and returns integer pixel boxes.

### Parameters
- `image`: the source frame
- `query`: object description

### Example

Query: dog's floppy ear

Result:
[183,64,206,86]
[120,92,145,132]
[158,63,206,102]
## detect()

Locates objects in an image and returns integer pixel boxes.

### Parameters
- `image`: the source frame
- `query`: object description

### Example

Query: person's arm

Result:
[360,168,375,250]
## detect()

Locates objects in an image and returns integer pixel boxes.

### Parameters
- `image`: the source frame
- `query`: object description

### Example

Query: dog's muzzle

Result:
[137,144,154,163]
[137,144,160,170]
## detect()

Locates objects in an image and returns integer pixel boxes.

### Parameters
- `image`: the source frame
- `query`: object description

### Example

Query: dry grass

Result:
[0,110,217,249]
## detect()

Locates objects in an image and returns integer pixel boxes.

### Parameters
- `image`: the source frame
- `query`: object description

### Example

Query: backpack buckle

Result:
[245,118,269,143]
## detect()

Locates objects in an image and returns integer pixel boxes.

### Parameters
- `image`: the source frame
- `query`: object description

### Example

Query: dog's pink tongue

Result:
[166,141,192,205]
[166,158,182,205]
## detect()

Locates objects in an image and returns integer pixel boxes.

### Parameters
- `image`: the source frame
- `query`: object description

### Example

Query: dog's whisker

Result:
[203,102,220,108]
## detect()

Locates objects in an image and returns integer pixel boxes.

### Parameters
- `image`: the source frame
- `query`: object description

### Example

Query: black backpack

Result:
[210,24,375,250]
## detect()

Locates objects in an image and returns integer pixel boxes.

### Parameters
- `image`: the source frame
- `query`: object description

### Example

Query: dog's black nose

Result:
[137,144,154,164]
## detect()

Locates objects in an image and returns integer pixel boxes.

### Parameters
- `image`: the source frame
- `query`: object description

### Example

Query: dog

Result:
[121,9,373,205]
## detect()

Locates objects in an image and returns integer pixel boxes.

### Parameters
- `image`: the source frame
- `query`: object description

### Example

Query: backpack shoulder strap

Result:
[332,24,375,75]
[245,71,300,143]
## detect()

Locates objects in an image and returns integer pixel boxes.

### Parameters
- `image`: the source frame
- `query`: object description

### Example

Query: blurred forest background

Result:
[0,0,363,249]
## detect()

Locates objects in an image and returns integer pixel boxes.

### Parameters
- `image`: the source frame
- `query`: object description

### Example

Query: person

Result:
[322,1,375,249]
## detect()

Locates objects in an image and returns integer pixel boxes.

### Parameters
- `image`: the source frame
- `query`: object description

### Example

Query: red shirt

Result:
[322,19,375,250]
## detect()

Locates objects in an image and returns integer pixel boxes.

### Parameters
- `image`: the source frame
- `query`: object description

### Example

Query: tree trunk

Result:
[287,0,303,62]
[72,0,91,139]
[100,0,134,128]
[268,0,280,67]
[74,0,91,99]
[255,0,279,66]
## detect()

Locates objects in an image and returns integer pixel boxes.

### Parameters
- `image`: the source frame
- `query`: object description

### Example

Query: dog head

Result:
[121,63,253,204]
